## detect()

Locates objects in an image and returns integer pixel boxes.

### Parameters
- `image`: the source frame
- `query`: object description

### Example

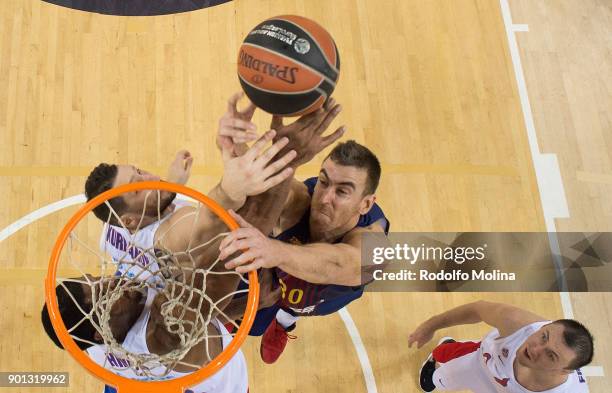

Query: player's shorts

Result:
[235,271,363,336]
[247,288,363,336]
[432,341,497,392]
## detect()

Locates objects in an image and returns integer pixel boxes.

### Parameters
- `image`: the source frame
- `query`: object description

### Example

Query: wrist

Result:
[219,179,246,208]
[425,316,443,332]
[274,241,293,270]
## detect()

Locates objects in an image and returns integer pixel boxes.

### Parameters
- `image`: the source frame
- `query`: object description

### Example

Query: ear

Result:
[94,331,103,343]
[358,195,376,215]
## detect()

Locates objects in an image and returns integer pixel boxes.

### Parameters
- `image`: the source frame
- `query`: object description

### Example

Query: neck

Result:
[128,204,175,234]
[309,214,359,243]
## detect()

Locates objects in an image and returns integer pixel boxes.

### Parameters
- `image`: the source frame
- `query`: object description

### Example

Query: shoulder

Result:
[568,369,589,391]
[342,218,387,247]
[303,176,318,194]
[358,203,390,234]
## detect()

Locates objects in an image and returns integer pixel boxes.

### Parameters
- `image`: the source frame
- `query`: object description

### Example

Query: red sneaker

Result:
[260,319,297,364]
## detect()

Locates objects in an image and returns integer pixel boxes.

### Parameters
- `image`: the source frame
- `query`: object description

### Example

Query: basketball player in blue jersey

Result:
[218,139,389,364]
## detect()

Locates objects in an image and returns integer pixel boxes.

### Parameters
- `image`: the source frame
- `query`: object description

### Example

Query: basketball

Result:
[237,15,340,116]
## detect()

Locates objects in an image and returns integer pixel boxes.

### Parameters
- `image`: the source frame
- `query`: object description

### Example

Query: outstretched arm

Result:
[219,212,387,286]
[407,301,546,349]
[220,94,345,235]
[156,130,295,254]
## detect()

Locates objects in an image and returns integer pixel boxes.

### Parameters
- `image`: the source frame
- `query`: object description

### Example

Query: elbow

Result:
[472,300,497,320]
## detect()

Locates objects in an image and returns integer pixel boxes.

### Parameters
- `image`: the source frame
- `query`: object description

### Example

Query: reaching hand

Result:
[219,210,285,274]
[272,97,345,167]
[220,130,297,205]
[408,320,437,349]
[217,92,259,156]
[166,150,194,185]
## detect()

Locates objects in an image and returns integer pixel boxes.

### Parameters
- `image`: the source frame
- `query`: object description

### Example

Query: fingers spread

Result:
[261,167,294,191]
[256,136,289,166]
[315,104,342,135]
[245,130,277,159]
[262,150,297,179]
[320,126,346,147]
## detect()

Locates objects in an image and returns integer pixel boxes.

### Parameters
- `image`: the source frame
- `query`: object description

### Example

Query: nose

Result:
[529,342,545,359]
[321,188,335,205]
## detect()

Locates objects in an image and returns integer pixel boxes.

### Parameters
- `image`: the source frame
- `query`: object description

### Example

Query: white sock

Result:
[276,309,298,329]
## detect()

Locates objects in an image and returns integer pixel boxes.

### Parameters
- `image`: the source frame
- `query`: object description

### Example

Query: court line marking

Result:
[0,163,520,177]
[0,194,86,242]
[512,24,529,32]
[499,0,603,383]
[0,195,379,392]
[582,366,605,377]
[339,308,378,393]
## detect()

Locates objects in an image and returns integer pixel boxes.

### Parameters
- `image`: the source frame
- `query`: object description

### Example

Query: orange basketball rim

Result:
[45,181,259,393]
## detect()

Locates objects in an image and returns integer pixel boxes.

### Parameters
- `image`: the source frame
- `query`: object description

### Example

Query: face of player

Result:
[310,159,375,239]
[113,165,176,228]
[515,323,577,373]
[81,275,146,343]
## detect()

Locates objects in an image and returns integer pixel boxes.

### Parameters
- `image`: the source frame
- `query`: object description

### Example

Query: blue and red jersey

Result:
[247,177,389,335]
[272,177,389,316]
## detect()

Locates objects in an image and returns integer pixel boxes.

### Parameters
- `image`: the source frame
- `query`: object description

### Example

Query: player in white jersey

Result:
[86,286,248,393]
[97,150,195,285]
[408,301,594,393]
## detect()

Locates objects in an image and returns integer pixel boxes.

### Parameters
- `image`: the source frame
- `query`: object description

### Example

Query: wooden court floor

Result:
[0,0,609,392]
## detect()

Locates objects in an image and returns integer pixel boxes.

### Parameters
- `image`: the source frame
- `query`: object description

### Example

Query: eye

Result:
[337,188,348,196]
[319,179,328,187]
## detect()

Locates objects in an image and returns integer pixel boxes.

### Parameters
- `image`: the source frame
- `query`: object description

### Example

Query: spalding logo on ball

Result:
[237,15,340,116]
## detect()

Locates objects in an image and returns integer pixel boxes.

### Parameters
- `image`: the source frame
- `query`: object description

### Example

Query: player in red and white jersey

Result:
[408,301,593,393]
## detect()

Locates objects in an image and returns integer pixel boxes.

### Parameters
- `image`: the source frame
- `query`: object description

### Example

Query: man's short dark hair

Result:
[553,319,594,370]
[41,281,98,350]
[325,140,381,195]
[85,163,126,226]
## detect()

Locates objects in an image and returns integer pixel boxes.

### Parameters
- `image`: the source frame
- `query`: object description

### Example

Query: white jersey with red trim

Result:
[86,287,248,393]
[479,321,588,393]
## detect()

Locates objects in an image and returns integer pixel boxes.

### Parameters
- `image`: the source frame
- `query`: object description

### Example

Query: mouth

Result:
[313,207,332,218]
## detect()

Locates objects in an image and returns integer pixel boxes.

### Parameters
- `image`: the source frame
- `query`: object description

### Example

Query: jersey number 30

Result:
[279,278,304,305]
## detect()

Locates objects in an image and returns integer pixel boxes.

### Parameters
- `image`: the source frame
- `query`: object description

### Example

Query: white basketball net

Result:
[57,189,249,379]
